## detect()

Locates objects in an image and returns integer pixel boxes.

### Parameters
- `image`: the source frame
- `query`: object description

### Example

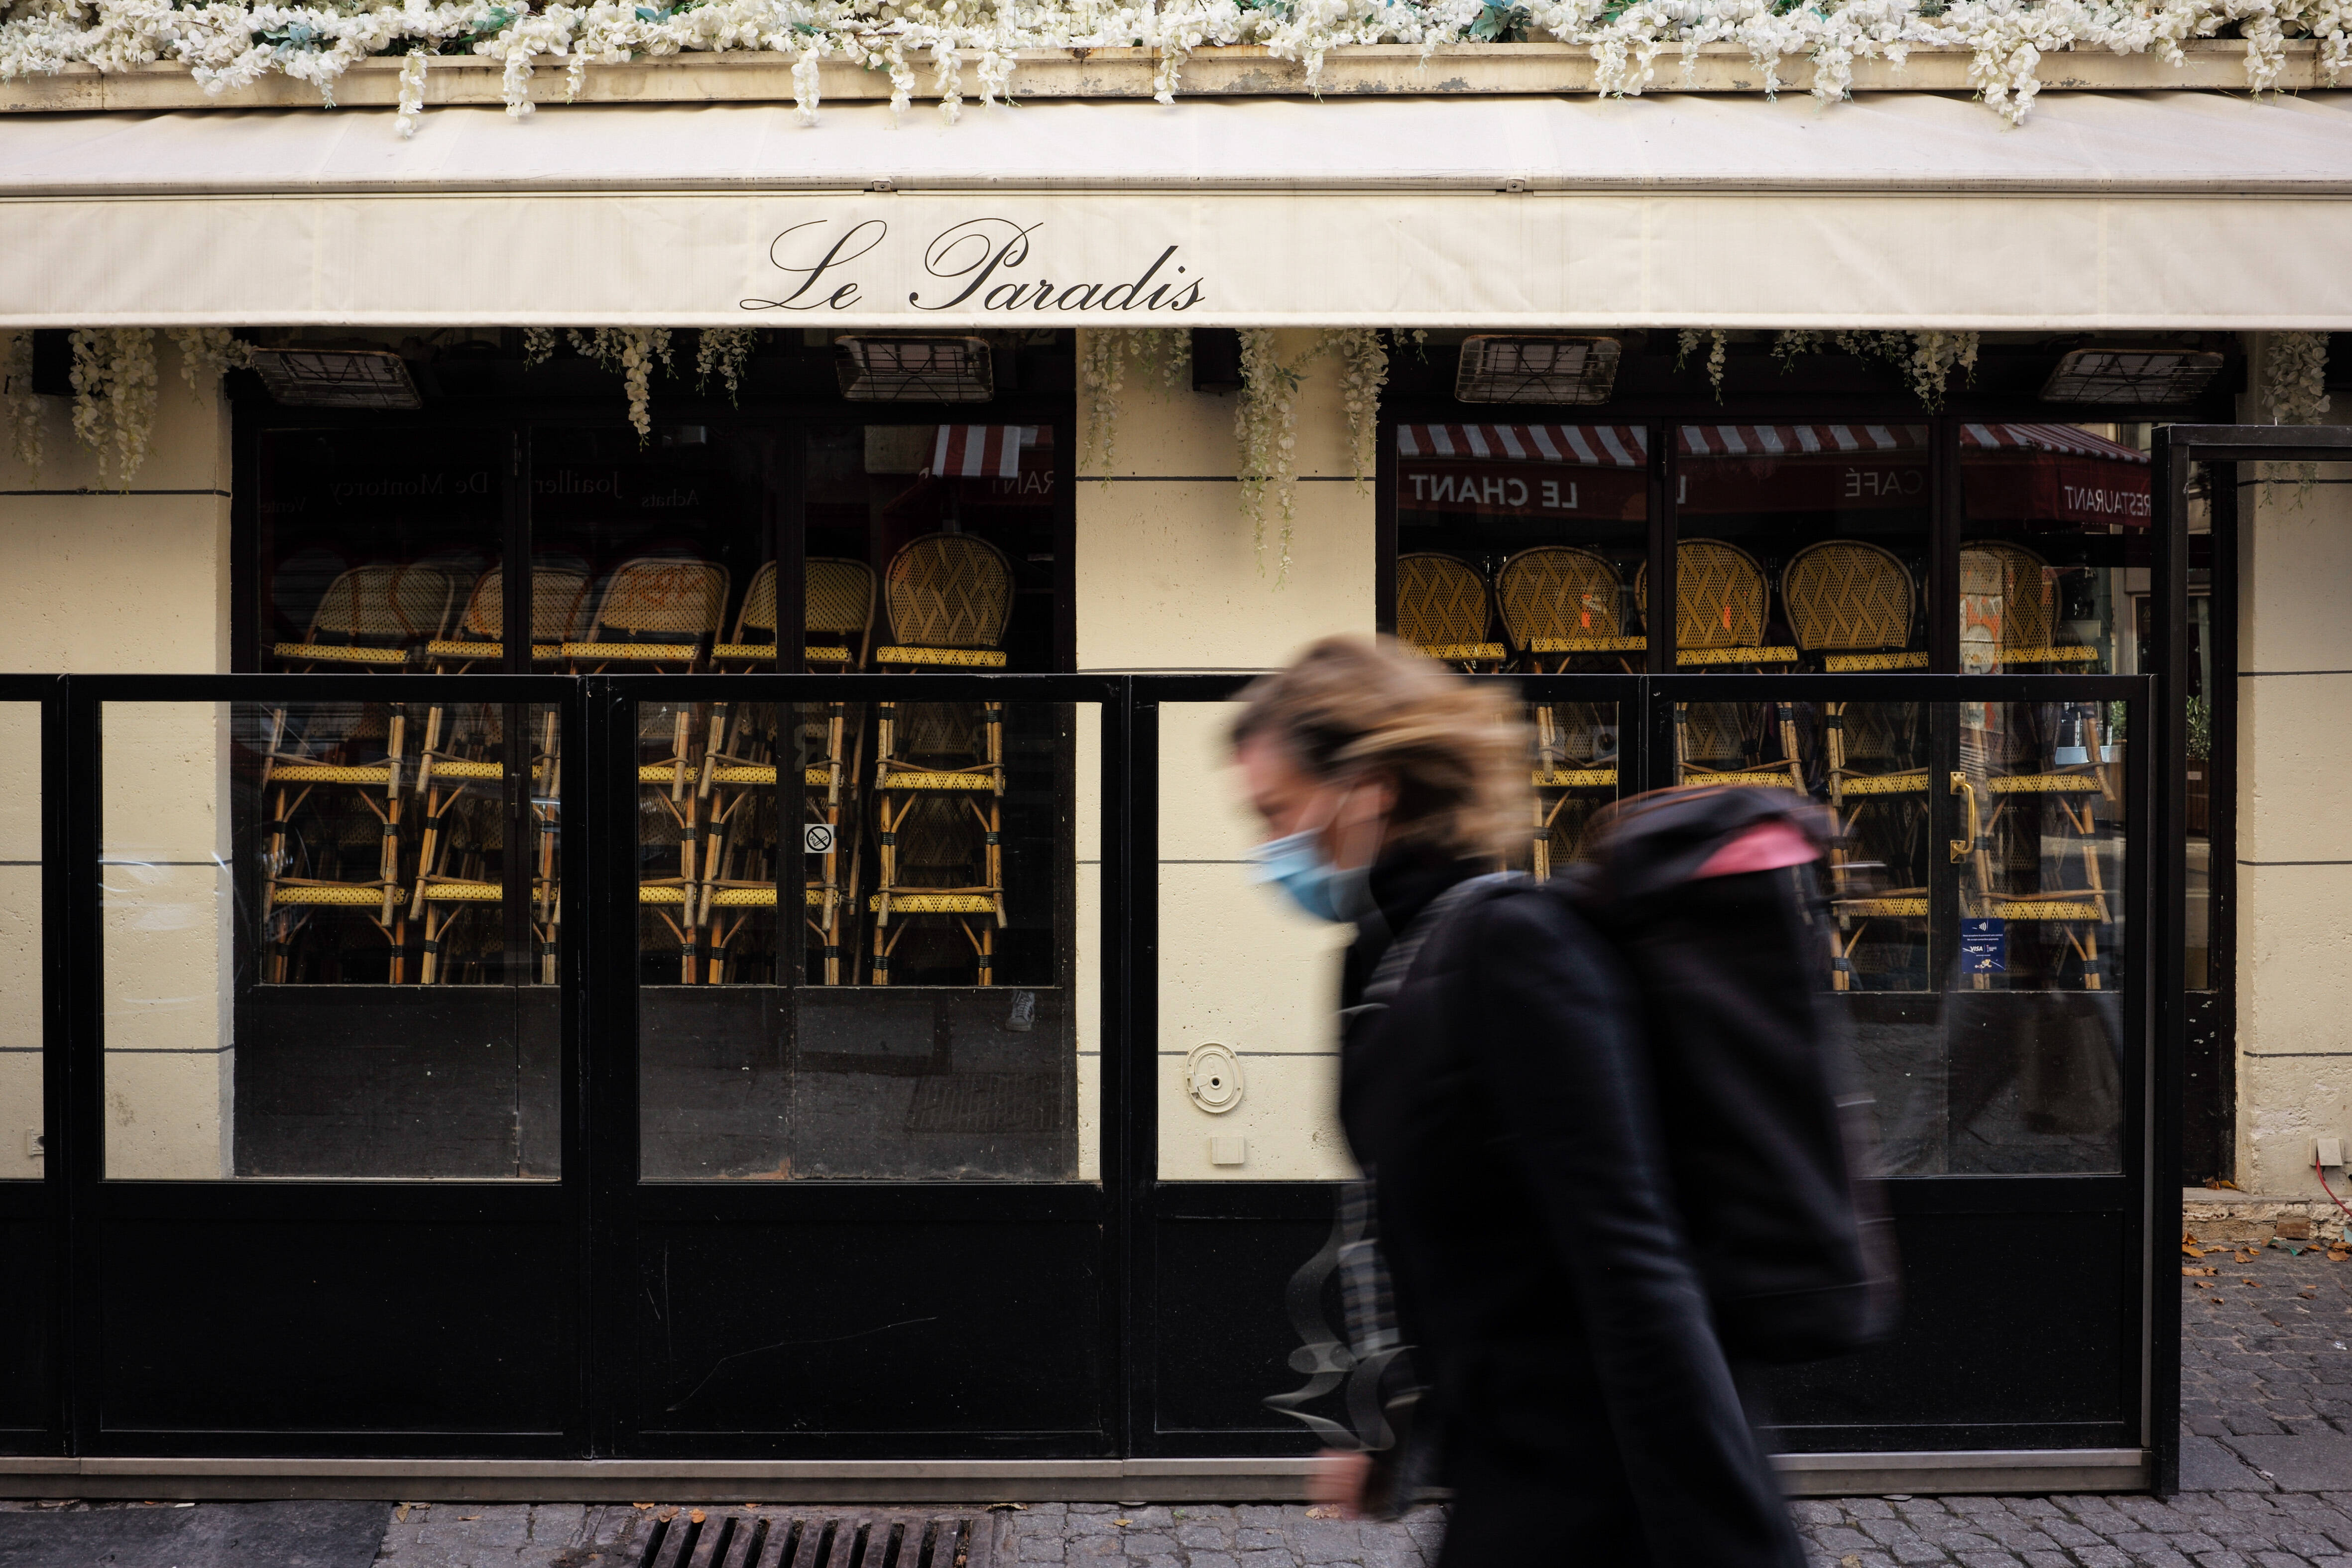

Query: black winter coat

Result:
[1338,851,1803,1568]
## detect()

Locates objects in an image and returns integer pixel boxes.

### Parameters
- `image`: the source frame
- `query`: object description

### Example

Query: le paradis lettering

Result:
[743,218,1205,315]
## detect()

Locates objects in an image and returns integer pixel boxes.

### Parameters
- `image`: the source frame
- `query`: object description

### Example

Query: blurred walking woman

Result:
[1232,636,1801,1568]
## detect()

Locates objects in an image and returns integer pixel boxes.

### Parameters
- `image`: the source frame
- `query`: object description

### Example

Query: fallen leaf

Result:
[1842,1557,1864,1568]
[394,1505,411,1524]
[2184,1243,2208,1258]
[2185,1266,2218,1277]
[1304,1506,1344,1520]
[1113,1519,1132,1528]
[690,1511,706,1525]
[633,1504,654,1511]
[743,1504,761,1511]
[2244,1278,2262,1287]
[459,1515,481,1522]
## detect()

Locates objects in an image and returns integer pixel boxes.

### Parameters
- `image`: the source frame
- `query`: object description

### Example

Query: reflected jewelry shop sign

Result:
[744,216,1209,318]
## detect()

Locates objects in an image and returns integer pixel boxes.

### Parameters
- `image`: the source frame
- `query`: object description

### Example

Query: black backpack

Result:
[1552,785,1900,1364]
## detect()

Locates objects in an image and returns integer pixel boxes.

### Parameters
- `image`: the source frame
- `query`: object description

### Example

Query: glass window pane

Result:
[534,425,772,674]
[805,424,1062,673]
[101,700,558,1180]
[635,697,1087,1182]
[0,702,38,1179]
[255,429,503,673]
[1959,421,2151,674]
[1392,423,1648,671]
[1675,422,1929,671]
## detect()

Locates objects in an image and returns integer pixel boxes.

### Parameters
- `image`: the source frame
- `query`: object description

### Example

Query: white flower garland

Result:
[68,327,157,486]
[2264,329,2331,425]
[1677,327,1729,399]
[164,326,252,393]
[1767,327,1980,409]
[1235,328,1318,584]
[1,329,41,472]
[569,325,673,440]
[694,325,758,403]
[4,0,2345,138]
[1078,326,1189,480]
[1329,328,1387,492]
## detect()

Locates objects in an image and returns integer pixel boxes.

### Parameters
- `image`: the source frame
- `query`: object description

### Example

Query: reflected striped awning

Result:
[929,424,1037,480]
[1396,424,1648,466]
[1402,422,2150,465]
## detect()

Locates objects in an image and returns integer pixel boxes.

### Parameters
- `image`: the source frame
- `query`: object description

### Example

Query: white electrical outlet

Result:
[2318,1137,2344,1170]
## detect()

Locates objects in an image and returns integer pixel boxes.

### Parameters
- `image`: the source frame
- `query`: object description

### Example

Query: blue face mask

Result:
[1249,793,1377,924]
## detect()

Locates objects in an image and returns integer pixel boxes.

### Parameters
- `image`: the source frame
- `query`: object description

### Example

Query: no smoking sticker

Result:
[805,823,835,854]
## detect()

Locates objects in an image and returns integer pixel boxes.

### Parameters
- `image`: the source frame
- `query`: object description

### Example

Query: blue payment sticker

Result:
[1960,917,2006,973]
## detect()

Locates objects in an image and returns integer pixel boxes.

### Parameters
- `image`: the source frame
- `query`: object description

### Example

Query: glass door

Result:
[597,673,1122,1457]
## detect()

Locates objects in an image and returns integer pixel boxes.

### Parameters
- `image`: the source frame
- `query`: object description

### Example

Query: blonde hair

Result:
[1231,635,1529,863]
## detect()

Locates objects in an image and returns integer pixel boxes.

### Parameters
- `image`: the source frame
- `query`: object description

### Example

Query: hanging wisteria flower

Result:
[165,326,252,394]
[2265,330,2331,425]
[571,326,674,441]
[1,331,42,473]
[68,327,158,488]
[1235,328,1318,585]
[1079,327,1192,481]
[1328,328,1388,493]
[522,327,559,367]
[694,327,759,404]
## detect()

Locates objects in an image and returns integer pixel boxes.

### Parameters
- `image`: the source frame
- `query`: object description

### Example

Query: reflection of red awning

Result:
[930,424,1037,480]
[1961,421,2151,527]
[1396,422,2150,527]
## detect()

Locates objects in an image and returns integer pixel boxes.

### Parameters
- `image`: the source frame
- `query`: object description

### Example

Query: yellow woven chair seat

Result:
[425,639,502,661]
[274,642,410,666]
[268,764,394,785]
[419,880,503,903]
[2000,645,2103,665]
[1414,641,1509,663]
[1528,635,1646,654]
[880,769,1000,791]
[563,641,702,662]
[1989,773,2104,794]
[1681,767,1802,790]
[1824,651,1931,672]
[805,646,852,664]
[638,764,692,785]
[1837,771,1929,796]
[870,892,999,914]
[639,884,689,905]
[710,642,774,662]
[692,765,837,788]
[420,759,505,782]
[707,886,776,909]
[876,645,1008,668]
[1835,896,1929,919]
[1676,646,1800,666]
[271,883,387,907]
[1533,768,1618,789]
[1985,898,2107,922]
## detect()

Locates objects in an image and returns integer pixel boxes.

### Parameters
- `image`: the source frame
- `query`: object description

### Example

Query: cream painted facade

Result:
[2231,335,2352,1199]
[1069,333,1375,1182]
[0,337,235,1180]
[3,328,2345,1200]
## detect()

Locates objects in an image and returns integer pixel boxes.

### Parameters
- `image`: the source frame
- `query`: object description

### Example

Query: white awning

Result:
[5,91,2352,328]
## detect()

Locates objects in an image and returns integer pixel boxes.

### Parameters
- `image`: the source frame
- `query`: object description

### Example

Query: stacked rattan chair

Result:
[1960,540,2102,670]
[258,563,458,983]
[869,534,1014,985]
[1781,540,1930,990]
[1482,547,1627,878]
[1395,554,1508,672]
[692,559,885,984]
[1636,540,1804,792]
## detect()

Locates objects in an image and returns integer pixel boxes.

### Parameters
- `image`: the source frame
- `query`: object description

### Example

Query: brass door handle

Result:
[1949,771,1979,862]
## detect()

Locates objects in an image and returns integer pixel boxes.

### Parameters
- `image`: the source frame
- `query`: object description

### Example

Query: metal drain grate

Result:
[639,1512,985,1568]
